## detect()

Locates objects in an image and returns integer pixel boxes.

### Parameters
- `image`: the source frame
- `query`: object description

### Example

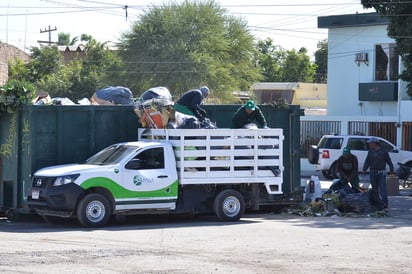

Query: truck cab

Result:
[28,141,178,227]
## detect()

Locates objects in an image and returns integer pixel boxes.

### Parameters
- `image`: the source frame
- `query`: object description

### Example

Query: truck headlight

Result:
[53,174,80,186]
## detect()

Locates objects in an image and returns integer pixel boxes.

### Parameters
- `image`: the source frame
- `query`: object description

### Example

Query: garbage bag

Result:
[134,87,175,128]
[92,86,134,105]
[179,117,201,129]
[339,189,384,214]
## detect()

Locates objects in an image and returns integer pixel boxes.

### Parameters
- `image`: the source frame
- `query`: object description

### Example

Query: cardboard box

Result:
[386,176,399,196]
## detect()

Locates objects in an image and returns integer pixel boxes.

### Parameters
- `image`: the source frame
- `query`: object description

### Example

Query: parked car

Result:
[308,134,412,179]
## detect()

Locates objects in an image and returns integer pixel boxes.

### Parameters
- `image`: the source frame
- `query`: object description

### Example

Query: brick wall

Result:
[0,42,30,85]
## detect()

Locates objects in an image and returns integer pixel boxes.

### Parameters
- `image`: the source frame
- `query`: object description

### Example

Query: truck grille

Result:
[31,176,53,188]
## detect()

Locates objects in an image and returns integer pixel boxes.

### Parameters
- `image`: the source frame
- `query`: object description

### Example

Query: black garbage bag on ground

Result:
[339,189,384,214]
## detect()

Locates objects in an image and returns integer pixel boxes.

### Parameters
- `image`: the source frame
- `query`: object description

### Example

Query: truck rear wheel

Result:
[214,189,245,221]
[77,193,111,227]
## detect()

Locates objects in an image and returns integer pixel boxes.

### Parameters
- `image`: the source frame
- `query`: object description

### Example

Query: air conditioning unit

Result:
[355,52,368,66]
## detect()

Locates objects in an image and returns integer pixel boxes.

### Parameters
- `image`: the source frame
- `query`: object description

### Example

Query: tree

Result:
[69,34,121,99]
[57,32,79,46]
[8,35,121,101]
[256,38,316,82]
[281,48,316,82]
[255,38,284,82]
[27,46,64,83]
[361,1,412,97]
[117,0,262,101]
[314,39,328,83]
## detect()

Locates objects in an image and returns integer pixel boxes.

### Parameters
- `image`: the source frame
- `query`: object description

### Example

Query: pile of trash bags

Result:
[134,86,216,129]
[33,85,217,129]
[324,180,385,214]
[301,176,385,216]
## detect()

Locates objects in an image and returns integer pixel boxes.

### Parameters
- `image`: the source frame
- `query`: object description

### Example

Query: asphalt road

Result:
[1,166,411,273]
[1,195,412,274]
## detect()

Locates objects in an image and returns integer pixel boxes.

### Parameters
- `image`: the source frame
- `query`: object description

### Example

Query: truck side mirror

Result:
[125,159,142,170]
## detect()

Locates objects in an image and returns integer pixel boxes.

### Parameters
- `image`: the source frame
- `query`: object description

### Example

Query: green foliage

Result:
[7,35,121,101]
[282,48,317,82]
[0,80,35,113]
[314,39,328,83]
[36,61,78,99]
[256,38,317,82]
[256,38,284,82]
[58,32,79,46]
[8,58,29,82]
[361,1,412,98]
[28,46,63,82]
[71,36,117,99]
[117,0,261,101]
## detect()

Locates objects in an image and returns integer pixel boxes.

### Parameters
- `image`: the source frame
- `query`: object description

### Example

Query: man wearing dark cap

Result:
[231,100,268,129]
[362,136,394,209]
[174,86,209,121]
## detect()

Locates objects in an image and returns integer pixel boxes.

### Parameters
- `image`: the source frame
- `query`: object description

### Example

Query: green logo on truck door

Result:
[133,175,142,186]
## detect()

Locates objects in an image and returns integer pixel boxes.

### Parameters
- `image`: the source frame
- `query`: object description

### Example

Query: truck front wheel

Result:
[214,189,245,221]
[77,193,111,227]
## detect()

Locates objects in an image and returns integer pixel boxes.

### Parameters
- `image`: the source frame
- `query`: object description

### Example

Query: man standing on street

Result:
[362,136,394,209]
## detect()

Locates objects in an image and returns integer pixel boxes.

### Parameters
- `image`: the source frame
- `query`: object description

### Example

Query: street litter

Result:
[290,175,387,217]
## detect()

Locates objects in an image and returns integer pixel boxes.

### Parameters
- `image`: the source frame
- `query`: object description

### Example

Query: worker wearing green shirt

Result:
[231,100,268,129]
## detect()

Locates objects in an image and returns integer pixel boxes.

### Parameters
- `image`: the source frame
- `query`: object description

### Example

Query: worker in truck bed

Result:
[174,86,209,121]
[231,100,268,129]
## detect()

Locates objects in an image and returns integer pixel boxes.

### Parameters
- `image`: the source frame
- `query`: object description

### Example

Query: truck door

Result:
[122,147,178,209]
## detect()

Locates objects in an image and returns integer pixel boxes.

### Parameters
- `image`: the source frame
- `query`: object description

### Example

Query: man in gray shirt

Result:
[362,137,394,209]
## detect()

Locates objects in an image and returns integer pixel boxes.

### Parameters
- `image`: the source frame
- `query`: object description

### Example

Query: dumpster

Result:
[0,105,139,217]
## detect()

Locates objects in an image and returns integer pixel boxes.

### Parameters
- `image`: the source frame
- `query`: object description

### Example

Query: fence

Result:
[300,115,411,157]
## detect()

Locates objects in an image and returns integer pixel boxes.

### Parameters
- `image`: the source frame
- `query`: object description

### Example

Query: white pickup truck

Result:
[27,128,284,227]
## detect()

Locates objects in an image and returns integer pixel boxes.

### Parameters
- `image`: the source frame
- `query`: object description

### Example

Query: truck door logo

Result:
[133,175,142,186]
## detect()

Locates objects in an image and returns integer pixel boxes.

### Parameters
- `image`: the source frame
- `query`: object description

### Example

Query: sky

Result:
[0,0,372,57]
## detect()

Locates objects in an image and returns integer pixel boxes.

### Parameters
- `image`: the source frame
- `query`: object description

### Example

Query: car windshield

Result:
[84,144,138,165]
[318,137,343,149]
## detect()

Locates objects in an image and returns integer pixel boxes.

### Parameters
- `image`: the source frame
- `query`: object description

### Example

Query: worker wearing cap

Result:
[231,100,268,129]
[362,136,394,209]
[174,86,209,121]
[331,147,361,193]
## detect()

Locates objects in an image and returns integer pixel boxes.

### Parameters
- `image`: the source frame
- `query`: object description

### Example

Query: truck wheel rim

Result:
[223,196,240,217]
[86,201,105,223]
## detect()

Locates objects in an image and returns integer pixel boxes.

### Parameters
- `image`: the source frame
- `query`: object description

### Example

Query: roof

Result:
[57,45,85,52]
[252,82,299,91]
[252,82,327,109]
[318,12,389,29]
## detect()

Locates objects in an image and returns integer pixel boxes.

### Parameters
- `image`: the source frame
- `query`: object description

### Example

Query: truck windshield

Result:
[84,144,138,165]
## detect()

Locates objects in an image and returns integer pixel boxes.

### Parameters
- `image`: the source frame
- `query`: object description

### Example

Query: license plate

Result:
[32,190,40,199]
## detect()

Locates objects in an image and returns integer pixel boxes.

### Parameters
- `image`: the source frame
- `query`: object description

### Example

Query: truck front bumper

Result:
[27,183,85,217]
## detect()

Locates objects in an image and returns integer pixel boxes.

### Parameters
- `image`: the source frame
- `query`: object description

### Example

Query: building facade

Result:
[304,12,412,150]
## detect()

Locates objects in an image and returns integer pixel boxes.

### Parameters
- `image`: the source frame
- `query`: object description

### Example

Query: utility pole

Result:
[38,25,57,45]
